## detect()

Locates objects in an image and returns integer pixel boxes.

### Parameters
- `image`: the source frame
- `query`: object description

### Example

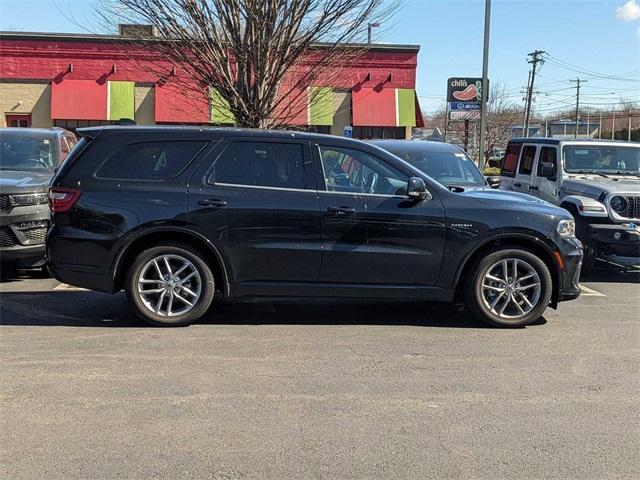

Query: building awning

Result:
[155,83,210,123]
[51,80,108,120]
[108,81,135,120]
[352,87,418,127]
[274,86,335,126]
[51,80,135,121]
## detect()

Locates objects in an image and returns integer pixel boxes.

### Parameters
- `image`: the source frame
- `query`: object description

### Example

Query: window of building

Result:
[318,145,408,195]
[5,114,32,128]
[501,144,521,177]
[212,141,306,189]
[96,141,207,179]
[53,119,117,134]
[352,126,406,140]
[518,146,537,176]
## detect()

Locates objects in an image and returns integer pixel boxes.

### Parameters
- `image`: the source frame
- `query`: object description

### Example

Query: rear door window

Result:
[518,146,537,176]
[96,141,207,179]
[211,141,306,190]
[501,144,521,177]
[537,147,557,176]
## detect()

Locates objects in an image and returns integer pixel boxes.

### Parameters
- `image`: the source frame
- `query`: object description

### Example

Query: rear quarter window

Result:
[96,141,207,180]
[501,144,521,177]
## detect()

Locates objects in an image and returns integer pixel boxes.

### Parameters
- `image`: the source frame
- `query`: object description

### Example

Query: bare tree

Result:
[482,81,522,166]
[97,0,401,128]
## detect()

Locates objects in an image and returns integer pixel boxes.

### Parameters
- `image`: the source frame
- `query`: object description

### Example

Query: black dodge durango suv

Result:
[48,126,582,327]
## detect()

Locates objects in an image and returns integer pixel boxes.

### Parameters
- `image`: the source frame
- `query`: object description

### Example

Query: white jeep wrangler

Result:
[499,138,640,274]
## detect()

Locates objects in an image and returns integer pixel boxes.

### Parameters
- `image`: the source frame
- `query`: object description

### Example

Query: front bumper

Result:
[0,203,50,266]
[588,222,640,260]
[556,236,583,304]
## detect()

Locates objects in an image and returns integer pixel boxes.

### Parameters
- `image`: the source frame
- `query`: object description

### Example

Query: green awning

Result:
[396,88,416,127]
[211,89,235,124]
[308,87,333,126]
[108,81,135,121]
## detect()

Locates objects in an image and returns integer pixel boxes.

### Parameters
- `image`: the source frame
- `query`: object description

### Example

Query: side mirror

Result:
[485,175,501,189]
[539,162,557,180]
[407,177,431,201]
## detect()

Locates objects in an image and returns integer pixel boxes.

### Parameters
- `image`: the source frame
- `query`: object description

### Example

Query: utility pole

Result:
[522,70,532,136]
[478,0,491,170]
[524,50,545,136]
[570,78,586,138]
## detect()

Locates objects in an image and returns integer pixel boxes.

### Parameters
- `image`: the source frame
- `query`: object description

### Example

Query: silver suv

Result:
[499,138,639,273]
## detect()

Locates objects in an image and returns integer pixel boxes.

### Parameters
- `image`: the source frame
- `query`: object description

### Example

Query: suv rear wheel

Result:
[464,248,552,327]
[126,243,215,326]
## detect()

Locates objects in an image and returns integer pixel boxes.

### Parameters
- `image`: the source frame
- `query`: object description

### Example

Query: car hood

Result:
[458,188,567,216]
[0,169,52,194]
[561,175,640,197]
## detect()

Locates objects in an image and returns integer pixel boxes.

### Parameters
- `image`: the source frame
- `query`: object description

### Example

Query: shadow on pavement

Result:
[0,290,547,329]
[582,266,640,284]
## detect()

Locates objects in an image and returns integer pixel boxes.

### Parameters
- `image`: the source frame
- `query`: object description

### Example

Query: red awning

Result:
[155,83,210,123]
[51,80,107,120]
[351,86,396,127]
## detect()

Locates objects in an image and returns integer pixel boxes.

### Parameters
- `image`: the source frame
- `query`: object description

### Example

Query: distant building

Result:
[0,30,426,139]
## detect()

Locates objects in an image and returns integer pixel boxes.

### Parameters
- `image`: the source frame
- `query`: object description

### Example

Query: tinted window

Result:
[518,146,537,175]
[213,141,305,189]
[501,144,521,177]
[319,146,408,195]
[537,147,557,176]
[97,141,206,179]
[385,146,485,187]
[0,134,57,172]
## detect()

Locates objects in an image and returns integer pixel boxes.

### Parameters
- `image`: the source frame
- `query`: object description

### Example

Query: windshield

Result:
[387,146,486,187]
[0,137,57,172]
[563,144,640,175]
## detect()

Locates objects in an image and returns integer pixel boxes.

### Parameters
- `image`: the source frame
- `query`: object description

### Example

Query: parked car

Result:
[48,126,582,327]
[0,127,77,271]
[499,138,639,273]
[371,140,490,191]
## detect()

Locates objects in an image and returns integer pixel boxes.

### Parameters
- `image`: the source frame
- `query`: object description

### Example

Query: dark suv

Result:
[1,127,77,270]
[48,126,582,327]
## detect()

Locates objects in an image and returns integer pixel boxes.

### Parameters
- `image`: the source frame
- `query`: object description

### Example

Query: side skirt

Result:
[228,282,454,302]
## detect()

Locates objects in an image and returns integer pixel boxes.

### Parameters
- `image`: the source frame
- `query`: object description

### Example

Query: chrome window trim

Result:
[213,182,316,193]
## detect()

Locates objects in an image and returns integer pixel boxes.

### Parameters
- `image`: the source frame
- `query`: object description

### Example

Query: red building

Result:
[0,30,424,138]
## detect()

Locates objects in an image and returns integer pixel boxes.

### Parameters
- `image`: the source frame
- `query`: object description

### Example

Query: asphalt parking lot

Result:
[1,267,639,479]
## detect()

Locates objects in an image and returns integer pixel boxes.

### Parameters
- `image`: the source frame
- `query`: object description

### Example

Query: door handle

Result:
[529,185,539,191]
[327,206,356,216]
[513,182,522,187]
[198,198,227,208]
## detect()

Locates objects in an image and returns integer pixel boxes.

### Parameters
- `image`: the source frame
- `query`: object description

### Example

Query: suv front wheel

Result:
[464,248,553,327]
[126,243,215,326]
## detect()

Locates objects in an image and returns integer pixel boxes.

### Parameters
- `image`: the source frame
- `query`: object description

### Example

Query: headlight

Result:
[610,196,628,213]
[557,219,575,237]
[8,193,48,207]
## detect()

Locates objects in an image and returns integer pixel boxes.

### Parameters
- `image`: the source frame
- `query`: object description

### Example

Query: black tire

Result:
[125,243,215,326]
[464,248,553,328]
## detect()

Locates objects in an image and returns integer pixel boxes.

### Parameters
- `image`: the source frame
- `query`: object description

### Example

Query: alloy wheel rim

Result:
[480,258,541,320]
[137,254,202,317]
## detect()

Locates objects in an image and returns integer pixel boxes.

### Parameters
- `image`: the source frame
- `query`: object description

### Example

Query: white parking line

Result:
[579,284,606,297]
[53,283,87,291]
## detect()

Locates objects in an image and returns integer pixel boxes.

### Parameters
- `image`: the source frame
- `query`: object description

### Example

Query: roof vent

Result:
[118,24,157,38]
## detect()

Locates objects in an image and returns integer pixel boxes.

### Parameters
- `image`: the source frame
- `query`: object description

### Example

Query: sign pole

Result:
[478,0,491,169]
[443,102,449,143]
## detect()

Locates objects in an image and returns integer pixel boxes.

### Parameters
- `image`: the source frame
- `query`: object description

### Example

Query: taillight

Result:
[48,187,82,213]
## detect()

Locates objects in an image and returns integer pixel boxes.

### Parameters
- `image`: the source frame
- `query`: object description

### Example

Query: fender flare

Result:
[560,195,608,218]
[110,226,231,295]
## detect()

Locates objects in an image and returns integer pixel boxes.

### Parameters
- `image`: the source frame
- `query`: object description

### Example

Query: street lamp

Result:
[367,22,380,44]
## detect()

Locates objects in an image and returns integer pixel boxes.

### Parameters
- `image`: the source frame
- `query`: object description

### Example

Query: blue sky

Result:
[1,0,638,115]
